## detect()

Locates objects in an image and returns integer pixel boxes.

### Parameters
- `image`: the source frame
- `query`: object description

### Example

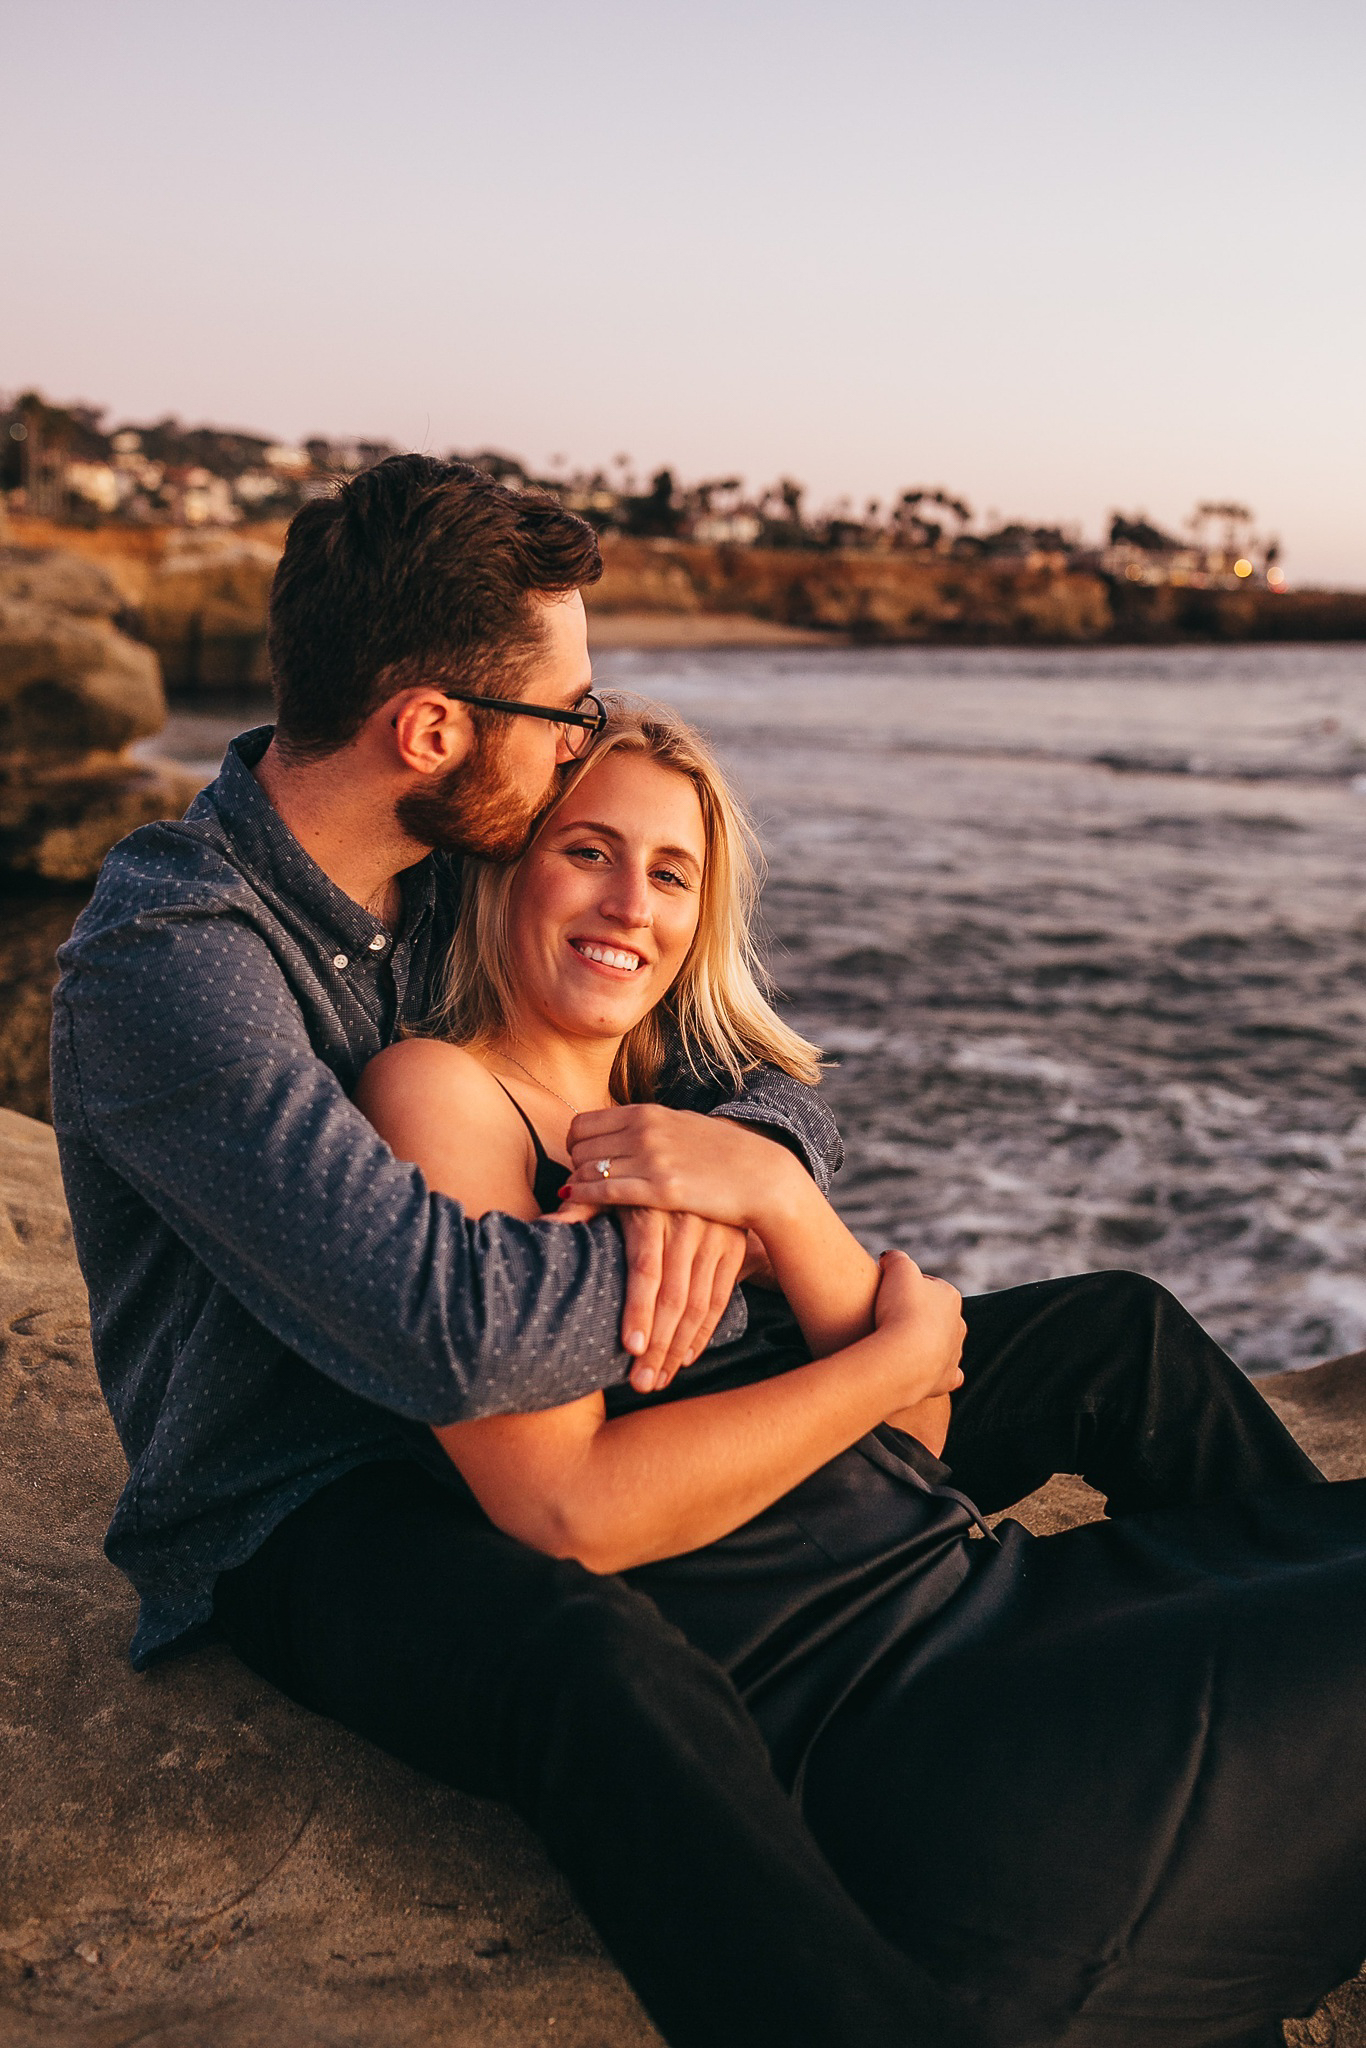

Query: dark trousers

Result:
[213,1271,1321,2048]
[945,1267,1321,1515]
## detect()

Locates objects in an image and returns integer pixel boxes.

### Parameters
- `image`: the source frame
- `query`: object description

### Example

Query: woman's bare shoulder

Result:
[357,1035,502,1119]
[356,1038,536,1210]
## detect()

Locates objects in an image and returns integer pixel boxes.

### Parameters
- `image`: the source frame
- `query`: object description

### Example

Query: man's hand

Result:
[740,1230,779,1289]
[553,1200,748,1392]
[618,1210,748,1391]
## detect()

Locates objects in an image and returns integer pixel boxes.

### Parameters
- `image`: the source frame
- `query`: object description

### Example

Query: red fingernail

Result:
[558,1184,572,1199]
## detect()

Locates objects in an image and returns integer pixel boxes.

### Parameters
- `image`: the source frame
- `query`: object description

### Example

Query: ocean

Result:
[157,641,1366,1374]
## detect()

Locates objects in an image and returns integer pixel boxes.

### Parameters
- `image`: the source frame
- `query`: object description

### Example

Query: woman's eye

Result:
[567,844,608,864]
[653,867,689,890]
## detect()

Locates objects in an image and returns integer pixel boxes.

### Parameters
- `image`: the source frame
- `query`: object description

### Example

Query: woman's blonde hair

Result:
[431,692,823,1099]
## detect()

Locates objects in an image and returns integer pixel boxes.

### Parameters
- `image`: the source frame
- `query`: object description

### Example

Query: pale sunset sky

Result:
[4,0,1363,582]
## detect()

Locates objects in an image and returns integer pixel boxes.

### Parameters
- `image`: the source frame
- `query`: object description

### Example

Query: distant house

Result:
[64,461,122,516]
[164,467,240,527]
[691,513,762,545]
[1098,511,1274,590]
[264,444,312,476]
[234,469,284,509]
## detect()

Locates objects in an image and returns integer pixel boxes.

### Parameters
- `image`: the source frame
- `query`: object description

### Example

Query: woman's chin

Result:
[541,989,653,1042]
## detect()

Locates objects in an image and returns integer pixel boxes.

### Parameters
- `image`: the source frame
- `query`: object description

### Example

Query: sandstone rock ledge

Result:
[0,1110,657,2048]
[2,1106,1363,2047]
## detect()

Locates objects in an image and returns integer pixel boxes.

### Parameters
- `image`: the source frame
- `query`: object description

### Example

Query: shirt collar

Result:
[205,725,437,953]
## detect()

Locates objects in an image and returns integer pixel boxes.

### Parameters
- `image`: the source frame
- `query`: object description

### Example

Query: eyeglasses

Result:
[443,687,608,759]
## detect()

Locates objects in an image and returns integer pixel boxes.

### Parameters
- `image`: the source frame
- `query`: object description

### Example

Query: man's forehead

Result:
[527,594,593,699]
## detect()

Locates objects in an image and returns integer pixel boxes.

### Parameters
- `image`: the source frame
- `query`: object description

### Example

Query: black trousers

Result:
[945,1267,1320,1515]
[213,1271,1321,2048]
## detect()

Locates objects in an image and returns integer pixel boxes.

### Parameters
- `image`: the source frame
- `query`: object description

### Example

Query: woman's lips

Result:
[569,937,646,974]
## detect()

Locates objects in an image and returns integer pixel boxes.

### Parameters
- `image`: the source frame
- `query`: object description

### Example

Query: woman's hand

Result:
[871,1250,966,1419]
[884,1392,953,1459]
[562,1104,803,1236]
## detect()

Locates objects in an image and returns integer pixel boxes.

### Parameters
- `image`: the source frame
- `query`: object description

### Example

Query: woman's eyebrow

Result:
[556,820,701,869]
[558,818,625,843]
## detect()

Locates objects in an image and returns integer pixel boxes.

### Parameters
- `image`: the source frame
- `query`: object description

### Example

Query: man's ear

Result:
[385,688,477,777]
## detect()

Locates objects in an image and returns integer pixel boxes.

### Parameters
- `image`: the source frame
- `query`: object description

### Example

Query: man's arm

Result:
[659,1060,844,1195]
[52,911,743,1426]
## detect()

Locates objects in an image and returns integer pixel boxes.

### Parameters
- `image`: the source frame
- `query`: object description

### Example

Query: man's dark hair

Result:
[267,455,602,757]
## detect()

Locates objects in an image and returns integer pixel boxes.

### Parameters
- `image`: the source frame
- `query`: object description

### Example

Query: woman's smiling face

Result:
[505,749,707,1043]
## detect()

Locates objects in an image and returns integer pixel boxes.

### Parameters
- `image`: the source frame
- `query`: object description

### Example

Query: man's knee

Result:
[1061,1270,1251,1426]
[970,1261,1204,1409]
[1084,1268,1234,1358]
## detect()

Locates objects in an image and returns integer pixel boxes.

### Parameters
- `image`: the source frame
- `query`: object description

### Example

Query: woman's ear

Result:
[386,689,477,777]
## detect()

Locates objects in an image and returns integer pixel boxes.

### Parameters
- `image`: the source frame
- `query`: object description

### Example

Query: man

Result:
[51,456,1317,2048]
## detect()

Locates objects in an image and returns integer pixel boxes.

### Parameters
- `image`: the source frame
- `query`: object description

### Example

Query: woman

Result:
[359,697,1366,2048]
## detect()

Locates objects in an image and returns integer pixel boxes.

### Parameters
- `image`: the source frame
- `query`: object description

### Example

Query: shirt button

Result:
[368,933,387,952]
[333,953,349,969]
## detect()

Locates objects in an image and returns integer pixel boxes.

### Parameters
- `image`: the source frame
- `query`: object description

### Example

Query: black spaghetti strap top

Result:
[493,1081,571,1214]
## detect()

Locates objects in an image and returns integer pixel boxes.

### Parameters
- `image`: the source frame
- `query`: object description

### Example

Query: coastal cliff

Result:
[0,1103,1362,2045]
[589,535,1114,641]
[11,520,1366,678]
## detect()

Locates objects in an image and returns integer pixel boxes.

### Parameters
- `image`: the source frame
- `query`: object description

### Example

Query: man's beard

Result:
[394,723,555,863]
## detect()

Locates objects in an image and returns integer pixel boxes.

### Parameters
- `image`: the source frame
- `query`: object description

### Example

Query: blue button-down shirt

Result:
[49,727,842,1666]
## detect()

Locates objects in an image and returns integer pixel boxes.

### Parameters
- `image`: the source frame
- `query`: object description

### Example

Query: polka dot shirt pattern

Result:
[48,727,842,1669]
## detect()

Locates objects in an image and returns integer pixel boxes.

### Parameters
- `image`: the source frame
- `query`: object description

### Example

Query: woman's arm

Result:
[357,1041,964,1571]
[439,1257,961,1573]
[561,1102,955,1455]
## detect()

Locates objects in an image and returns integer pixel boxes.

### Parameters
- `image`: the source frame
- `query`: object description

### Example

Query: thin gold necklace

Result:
[498,1049,585,1117]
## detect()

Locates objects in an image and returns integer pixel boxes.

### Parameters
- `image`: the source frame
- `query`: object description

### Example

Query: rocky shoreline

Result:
[0,531,204,1120]
[1,1102,1362,2044]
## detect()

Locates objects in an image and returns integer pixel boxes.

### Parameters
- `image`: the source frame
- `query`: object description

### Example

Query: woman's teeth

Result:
[572,941,644,971]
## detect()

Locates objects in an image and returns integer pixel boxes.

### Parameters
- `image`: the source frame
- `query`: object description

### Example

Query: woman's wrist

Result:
[836,1321,920,1411]
[742,1142,813,1237]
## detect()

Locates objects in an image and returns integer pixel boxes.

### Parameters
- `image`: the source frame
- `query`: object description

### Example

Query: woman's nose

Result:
[599,864,652,926]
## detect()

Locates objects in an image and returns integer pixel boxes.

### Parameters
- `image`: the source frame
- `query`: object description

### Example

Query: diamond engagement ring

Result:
[595,1158,612,1179]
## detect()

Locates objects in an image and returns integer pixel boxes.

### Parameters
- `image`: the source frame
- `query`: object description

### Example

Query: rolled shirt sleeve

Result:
[663,1059,844,1195]
[706,1070,843,1195]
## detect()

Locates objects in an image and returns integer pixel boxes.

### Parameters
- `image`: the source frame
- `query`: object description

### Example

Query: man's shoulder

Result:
[57,801,274,980]
[49,802,310,1130]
